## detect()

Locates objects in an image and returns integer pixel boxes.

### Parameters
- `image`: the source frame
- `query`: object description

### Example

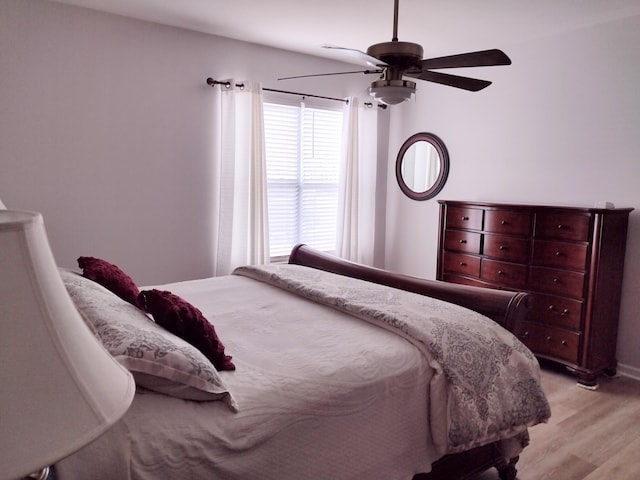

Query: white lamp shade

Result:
[0,211,135,479]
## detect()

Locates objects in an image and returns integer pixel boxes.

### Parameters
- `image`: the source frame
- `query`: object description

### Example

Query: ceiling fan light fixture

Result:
[369,79,416,105]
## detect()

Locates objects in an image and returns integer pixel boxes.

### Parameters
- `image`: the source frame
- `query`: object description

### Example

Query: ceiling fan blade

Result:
[322,44,388,68]
[406,70,492,91]
[421,49,511,70]
[278,69,382,81]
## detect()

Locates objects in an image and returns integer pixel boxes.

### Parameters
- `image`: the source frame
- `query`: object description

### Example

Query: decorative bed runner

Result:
[234,264,551,452]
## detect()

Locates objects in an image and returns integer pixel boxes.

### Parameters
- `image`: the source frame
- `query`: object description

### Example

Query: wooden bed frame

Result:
[289,244,533,480]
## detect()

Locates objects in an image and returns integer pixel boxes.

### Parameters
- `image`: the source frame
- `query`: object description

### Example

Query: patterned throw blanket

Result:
[233,264,550,452]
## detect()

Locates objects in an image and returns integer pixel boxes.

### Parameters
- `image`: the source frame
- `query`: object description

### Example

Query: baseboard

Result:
[617,363,640,382]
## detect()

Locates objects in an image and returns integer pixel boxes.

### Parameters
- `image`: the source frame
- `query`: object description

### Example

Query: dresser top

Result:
[438,200,634,215]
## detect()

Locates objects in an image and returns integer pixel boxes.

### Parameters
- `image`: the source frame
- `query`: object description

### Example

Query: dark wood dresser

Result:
[436,200,633,386]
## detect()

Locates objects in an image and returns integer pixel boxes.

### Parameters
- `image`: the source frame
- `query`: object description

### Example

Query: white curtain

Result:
[211,80,269,276]
[337,97,378,265]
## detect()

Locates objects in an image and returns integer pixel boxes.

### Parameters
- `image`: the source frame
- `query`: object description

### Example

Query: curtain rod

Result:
[206,78,383,108]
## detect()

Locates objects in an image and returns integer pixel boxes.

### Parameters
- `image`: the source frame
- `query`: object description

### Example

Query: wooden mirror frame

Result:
[395,132,450,201]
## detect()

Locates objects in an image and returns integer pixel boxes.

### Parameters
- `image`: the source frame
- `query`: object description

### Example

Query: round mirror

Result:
[396,132,449,201]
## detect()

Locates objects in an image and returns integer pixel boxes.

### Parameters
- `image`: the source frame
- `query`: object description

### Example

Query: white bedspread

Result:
[58,274,442,480]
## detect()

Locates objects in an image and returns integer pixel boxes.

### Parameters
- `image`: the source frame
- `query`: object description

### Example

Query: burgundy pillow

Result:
[77,256,144,309]
[139,289,235,371]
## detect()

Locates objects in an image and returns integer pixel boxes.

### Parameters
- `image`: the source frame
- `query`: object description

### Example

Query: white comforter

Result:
[57,265,549,480]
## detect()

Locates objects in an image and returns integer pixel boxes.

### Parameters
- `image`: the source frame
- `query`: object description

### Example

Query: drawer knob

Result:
[553,278,560,283]
[498,270,505,276]
[499,245,506,250]
[459,239,467,244]
[549,305,570,316]
[522,331,529,338]
[546,335,552,341]
[501,220,507,225]
[459,262,466,266]
[557,224,564,229]
[561,340,568,346]
[461,216,469,221]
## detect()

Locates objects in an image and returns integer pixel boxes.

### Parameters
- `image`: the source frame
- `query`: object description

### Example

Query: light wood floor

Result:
[472,362,640,480]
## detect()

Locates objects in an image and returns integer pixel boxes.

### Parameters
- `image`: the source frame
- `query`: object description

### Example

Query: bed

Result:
[55,244,550,480]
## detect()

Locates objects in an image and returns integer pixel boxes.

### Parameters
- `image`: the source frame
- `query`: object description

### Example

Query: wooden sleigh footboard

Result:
[288,244,531,330]
[289,244,532,480]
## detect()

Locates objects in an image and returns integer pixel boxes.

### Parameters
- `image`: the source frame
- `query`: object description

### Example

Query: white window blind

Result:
[264,100,343,259]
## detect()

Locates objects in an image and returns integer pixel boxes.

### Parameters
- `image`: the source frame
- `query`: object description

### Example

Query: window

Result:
[263,99,343,260]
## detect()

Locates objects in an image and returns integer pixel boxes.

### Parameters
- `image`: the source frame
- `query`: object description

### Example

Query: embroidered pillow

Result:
[140,289,235,371]
[77,256,144,309]
[60,269,237,410]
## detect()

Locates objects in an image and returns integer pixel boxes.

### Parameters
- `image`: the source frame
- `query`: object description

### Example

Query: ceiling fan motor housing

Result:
[367,41,421,105]
[366,41,424,73]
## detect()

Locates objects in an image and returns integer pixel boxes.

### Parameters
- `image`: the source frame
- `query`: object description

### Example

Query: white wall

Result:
[0,0,370,285]
[384,15,640,375]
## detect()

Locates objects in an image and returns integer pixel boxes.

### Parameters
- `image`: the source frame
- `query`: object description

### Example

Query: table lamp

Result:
[0,210,135,480]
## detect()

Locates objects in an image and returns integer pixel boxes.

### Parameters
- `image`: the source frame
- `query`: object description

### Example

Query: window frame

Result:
[263,93,344,262]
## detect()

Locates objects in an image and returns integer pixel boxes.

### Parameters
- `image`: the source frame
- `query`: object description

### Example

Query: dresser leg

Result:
[575,366,617,388]
[566,366,599,389]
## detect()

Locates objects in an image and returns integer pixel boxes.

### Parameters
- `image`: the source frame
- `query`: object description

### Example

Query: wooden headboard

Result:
[288,244,531,330]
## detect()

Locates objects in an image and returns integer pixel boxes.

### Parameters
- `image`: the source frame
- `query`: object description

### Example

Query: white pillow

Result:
[60,269,237,411]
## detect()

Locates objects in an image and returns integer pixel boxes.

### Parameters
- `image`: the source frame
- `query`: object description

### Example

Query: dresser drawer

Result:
[529,266,585,299]
[514,321,580,364]
[443,230,481,254]
[442,273,495,290]
[529,293,583,331]
[446,206,483,231]
[484,209,532,236]
[442,252,481,277]
[533,240,588,271]
[483,234,530,263]
[535,213,590,241]
[480,258,528,289]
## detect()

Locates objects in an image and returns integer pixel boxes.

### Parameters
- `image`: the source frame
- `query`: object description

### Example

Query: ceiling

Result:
[49,0,640,63]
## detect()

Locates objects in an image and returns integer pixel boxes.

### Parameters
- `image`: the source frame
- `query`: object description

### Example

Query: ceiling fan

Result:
[279,0,511,105]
